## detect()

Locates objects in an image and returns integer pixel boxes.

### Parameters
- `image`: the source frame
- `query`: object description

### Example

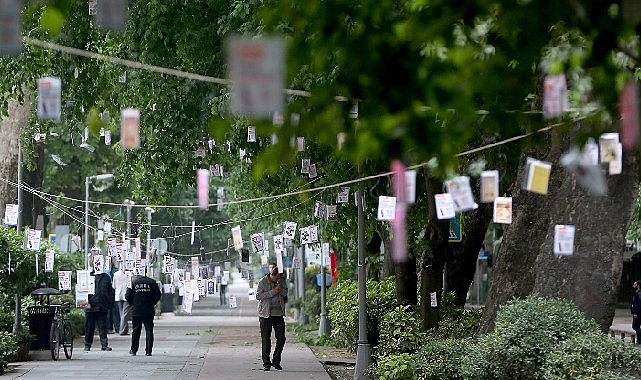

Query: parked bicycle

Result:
[49,302,73,360]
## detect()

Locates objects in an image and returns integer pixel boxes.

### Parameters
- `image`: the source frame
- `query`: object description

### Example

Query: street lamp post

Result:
[124,199,135,238]
[84,174,114,270]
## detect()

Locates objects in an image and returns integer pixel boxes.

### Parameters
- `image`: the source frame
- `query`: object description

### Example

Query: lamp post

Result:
[85,174,114,270]
[145,206,154,276]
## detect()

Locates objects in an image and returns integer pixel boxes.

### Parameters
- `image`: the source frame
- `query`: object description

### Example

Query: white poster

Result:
[434,194,456,220]
[377,196,396,221]
[273,234,284,253]
[77,270,91,292]
[58,271,71,291]
[247,126,256,142]
[309,225,318,242]
[554,225,575,256]
[299,227,311,245]
[45,249,54,273]
[283,222,297,240]
[3,204,18,226]
[250,233,265,253]
[93,255,104,274]
[231,225,243,250]
[26,229,42,251]
[336,187,350,204]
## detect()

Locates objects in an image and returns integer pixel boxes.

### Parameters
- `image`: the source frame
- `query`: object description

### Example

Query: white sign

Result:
[58,271,71,291]
[26,229,42,251]
[273,234,284,253]
[45,249,55,273]
[283,222,297,240]
[377,196,396,221]
[554,225,576,256]
[250,233,265,253]
[434,194,456,220]
[231,225,243,250]
[299,227,312,245]
[3,204,17,225]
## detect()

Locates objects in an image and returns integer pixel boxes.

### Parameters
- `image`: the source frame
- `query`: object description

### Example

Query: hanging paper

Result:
[299,227,312,245]
[275,251,283,273]
[599,133,620,163]
[337,187,350,204]
[104,130,112,145]
[297,137,305,152]
[273,235,284,253]
[120,108,140,149]
[314,201,326,219]
[231,225,243,250]
[58,271,71,291]
[308,163,317,178]
[430,292,438,307]
[620,81,640,149]
[326,205,338,221]
[240,248,250,263]
[560,146,607,196]
[309,225,318,242]
[191,221,196,245]
[229,295,238,308]
[210,164,221,177]
[197,169,210,210]
[434,194,456,220]
[301,159,310,174]
[0,0,21,55]
[250,233,265,253]
[26,229,42,251]
[609,142,623,175]
[349,101,359,119]
[44,249,54,273]
[37,77,62,121]
[227,36,285,118]
[444,176,478,212]
[93,254,104,274]
[523,158,552,195]
[543,74,568,119]
[405,170,417,204]
[377,196,397,221]
[493,197,513,224]
[247,126,256,142]
[322,243,331,268]
[283,222,297,239]
[3,204,18,226]
[553,225,575,256]
[480,170,499,203]
[163,255,174,274]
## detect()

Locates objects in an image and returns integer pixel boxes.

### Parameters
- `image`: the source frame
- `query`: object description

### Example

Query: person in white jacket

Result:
[113,267,131,335]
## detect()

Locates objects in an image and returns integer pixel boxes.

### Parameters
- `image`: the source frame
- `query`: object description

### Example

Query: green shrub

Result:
[0,311,14,333]
[376,305,423,359]
[0,331,17,373]
[67,308,86,338]
[376,353,416,380]
[409,338,491,380]
[303,289,321,321]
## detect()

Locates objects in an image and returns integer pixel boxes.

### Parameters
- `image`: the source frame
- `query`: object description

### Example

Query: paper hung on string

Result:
[45,249,54,273]
[231,225,243,250]
[163,255,174,274]
[309,225,319,242]
[560,147,607,196]
[300,227,312,244]
[197,169,209,210]
[444,176,478,212]
[599,133,620,163]
[314,201,325,219]
[3,204,18,226]
[250,233,265,253]
[120,108,140,149]
[326,205,338,221]
[272,111,284,126]
[322,243,331,268]
[273,234,284,252]
[337,187,350,204]
[275,251,284,273]
[26,229,41,251]
[493,197,513,224]
[430,292,438,307]
[301,159,310,174]
[554,225,575,256]
[620,81,640,149]
[283,222,297,239]
[297,137,305,152]
[308,163,318,178]
[95,0,128,32]
[227,36,285,118]
[239,148,246,159]
[0,0,22,55]
[609,142,623,175]
[58,271,71,291]
[523,158,552,195]
[210,164,221,177]
[104,130,112,145]
[434,194,456,220]
[377,196,397,221]
[93,255,104,274]
[405,170,417,204]
[543,74,569,119]
[37,77,61,121]
[247,126,256,142]
[480,170,499,203]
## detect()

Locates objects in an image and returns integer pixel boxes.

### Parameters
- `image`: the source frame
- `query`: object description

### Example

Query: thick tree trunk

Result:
[0,95,31,213]
[481,135,639,333]
[395,242,417,305]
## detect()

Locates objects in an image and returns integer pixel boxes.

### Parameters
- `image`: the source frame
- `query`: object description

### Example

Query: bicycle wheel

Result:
[50,322,60,361]
[62,321,73,359]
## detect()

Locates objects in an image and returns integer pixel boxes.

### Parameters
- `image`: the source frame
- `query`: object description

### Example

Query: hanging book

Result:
[37,77,62,121]
[609,142,623,175]
[326,205,338,221]
[434,194,456,220]
[553,225,575,256]
[283,222,297,239]
[543,74,568,119]
[337,187,350,203]
[301,159,310,174]
[620,81,640,149]
[493,197,512,224]
[250,233,265,253]
[480,170,499,203]
[444,176,478,212]
[273,235,284,253]
[247,126,256,142]
[231,225,243,250]
[299,227,312,244]
[120,108,140,149]
[523,158,552,195]
[377,196,397,221]
[599,133,620,163]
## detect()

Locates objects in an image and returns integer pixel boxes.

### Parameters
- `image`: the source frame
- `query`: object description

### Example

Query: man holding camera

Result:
[256,263,288,371]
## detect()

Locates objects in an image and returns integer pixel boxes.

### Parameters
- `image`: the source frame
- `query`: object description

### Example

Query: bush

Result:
[0,311,14,333]
[67,308,86,338]
[303,289,321,322]
[0,331,17,373]
[376,353,416,380]
[408,338,491,380]
[376,305,423,359]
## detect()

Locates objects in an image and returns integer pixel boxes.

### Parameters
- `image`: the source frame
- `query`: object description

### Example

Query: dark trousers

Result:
[633,314,641,343]
[84,311,109,349]
[131,316,155,354]
[259,316,286,367]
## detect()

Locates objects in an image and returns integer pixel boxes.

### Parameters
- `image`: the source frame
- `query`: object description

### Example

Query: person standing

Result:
[113,267,131,335]
[126,271,161,356]
[255,265,288,371]
[631,280,641,346]
[84,271,114,351]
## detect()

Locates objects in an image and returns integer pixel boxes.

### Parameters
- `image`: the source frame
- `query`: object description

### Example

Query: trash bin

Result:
[28,305,56,350]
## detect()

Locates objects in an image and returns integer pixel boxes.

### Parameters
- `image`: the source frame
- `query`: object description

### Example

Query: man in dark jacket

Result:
[84,272,114,351]
[126,271,161,356]
[631,280,641,346]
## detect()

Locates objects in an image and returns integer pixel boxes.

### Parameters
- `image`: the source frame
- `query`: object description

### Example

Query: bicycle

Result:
[49,302,73,360]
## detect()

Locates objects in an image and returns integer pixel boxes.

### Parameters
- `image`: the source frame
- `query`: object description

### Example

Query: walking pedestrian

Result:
[126,270,161,356]
[631,280,641,346]
[256,264,288,371]
[84,271,114,351]
[113,266,131,335]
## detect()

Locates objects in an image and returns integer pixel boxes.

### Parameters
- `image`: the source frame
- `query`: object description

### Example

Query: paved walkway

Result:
[3,275,331,380]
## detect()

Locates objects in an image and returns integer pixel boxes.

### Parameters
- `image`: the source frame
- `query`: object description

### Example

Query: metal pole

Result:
[84,176,90,270]
[146,207,153,276]
[13,141,23,333]
[318,247,330,336]
[125,200,133,238]
[354,190,371,380]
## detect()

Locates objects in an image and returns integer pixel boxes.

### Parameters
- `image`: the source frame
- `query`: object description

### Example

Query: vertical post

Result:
[125,200,133,238]
[13,141,23,333]
[84,176,90,270]
[318,246,330,336]
[145,207,154,276]
[354,190,371,380]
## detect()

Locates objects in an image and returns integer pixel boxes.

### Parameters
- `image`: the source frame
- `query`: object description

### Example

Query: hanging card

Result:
[231,225,243,250]
[250,233,265,253]
[301,159,310,174]
[299,227,312,244]
[58,271,71,291]
[620,81,640,149]
[297,137,305,152]
[273,235,284,252]
[26,229,41,251]
[480,170,499,203]
[599,133,620,163]
[275,251,284,273]
[45,249,54,273]
[326,205,337,221]
[120,108,140,149]
[309,225,318,242]
[553,225,575,256]
[337,187,350,204]
[377,196,396,221]
[609,142,623,175]
[93,255,104,274]
[308,163,317,178]
[543,74,568,119]
[3,204,17,226]
[405,170,417,204]
[524,158,552,195]
[493,197,513,224]
[434,193,456,220]
[261,254,268,266]
[37,77,62,121]
[582,138,599,166]
[314,201,325,219]
[247,126,256,142]
[210,164,221,177]
[283,222,297,239]
[444,176,478,212]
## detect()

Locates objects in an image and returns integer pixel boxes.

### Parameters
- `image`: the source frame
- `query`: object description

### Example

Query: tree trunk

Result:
[481,135,639,333]
[395,242,417,305]
[0,95,31,214]
[379,228,394,278]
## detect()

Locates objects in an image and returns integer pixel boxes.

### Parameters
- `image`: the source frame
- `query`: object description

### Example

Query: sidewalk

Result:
[3,277,331,380]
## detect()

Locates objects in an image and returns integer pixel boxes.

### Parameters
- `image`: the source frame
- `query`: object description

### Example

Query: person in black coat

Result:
[84,272,114,351]
[126,272,162,356]
[631,280,641,346]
